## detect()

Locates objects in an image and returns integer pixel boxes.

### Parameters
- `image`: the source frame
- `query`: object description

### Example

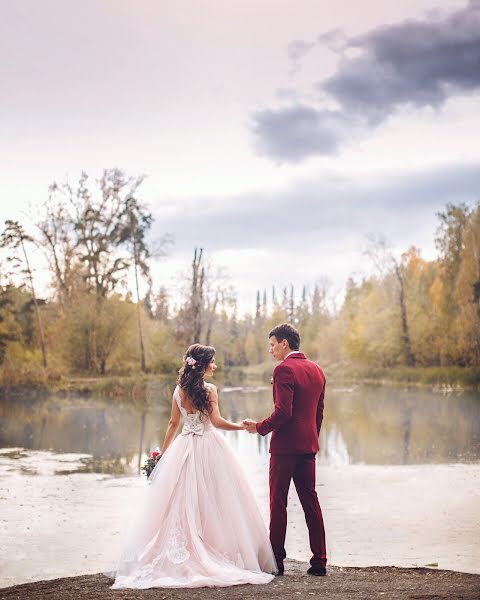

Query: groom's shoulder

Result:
[273,364,295,387]
[306,357,322,369]
[307,359,326,382]
[273,362,295,377]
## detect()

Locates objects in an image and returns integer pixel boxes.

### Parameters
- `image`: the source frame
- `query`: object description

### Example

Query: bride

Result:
[110,343,277,589]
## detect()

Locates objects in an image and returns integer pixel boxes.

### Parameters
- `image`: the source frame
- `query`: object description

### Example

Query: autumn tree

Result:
[435,203,472,365]
[0,220,48,368]
[450,203,480,365]
[365,235,416,367]
[44,169,154,373]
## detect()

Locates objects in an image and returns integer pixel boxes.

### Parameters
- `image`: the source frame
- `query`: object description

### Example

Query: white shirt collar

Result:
[284,351,301,360]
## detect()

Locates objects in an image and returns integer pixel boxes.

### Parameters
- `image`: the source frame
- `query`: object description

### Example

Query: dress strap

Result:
[174,386,184,414]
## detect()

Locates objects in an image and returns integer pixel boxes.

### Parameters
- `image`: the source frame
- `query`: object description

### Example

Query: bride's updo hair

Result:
[177,344,216,415]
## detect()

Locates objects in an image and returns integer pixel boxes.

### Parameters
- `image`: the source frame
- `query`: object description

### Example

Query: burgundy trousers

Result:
[269,453,327,570]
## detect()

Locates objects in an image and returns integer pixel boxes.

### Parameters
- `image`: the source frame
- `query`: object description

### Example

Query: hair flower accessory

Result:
[185,356,197,368]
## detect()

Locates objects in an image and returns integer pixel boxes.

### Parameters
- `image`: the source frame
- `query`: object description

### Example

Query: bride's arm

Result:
[208,385,245,431]
[160,394,181,454]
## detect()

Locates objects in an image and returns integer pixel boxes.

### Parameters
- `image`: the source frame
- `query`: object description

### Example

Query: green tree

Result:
[0,220,48,368]
[0,285,22,363]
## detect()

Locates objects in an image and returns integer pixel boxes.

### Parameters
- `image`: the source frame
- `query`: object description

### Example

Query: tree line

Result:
[0,168,478,386]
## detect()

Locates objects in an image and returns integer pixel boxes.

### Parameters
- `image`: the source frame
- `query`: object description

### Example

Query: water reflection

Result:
[319,425,350,466]
[0,383,479,474]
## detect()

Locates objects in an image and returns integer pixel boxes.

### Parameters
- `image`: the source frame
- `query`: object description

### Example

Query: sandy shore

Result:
[1,560,480,600]
[1,449,479,589]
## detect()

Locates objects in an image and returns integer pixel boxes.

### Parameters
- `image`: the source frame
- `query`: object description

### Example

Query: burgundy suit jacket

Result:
[256,352,326,454]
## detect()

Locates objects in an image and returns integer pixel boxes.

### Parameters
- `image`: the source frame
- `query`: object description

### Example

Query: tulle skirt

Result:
[109,426,277,589]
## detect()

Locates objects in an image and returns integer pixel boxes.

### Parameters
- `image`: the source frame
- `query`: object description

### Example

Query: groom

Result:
[243,323,327,576]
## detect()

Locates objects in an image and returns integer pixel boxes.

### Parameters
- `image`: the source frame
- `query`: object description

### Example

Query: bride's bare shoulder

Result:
[176,385,186,400]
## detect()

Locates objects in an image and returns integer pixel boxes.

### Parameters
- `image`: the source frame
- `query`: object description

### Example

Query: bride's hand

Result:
[242,419,257,434]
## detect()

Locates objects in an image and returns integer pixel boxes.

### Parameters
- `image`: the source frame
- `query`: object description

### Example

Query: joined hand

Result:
[242,419,258,434]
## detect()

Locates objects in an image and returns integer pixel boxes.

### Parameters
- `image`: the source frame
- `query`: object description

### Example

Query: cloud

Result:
[287,39,316,62]
[321,0,480,125]
[153,161,480,253]
[251,105,356,162]
[287,39,316,75]
[252,0,480,162]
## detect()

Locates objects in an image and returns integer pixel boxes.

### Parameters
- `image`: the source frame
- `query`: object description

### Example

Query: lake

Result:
[1,382,479,587]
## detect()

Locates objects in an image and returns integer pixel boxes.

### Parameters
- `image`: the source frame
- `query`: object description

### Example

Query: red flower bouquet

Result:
[141,448,162,478]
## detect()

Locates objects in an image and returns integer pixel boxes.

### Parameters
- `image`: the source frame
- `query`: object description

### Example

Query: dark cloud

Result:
[251,104,355,162]
[322,0,480,125]
[252,1,480,161]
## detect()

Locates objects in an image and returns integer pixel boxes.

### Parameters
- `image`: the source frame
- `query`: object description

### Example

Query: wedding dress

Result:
[110,384,277,589]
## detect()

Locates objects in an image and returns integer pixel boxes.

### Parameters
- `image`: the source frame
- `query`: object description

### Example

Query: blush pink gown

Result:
[110,385,277,589]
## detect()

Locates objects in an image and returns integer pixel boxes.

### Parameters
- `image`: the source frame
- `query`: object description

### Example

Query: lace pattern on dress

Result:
[165,514,190,564]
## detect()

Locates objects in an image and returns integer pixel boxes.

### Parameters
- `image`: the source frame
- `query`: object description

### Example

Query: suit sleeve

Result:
[316,380,326,435]
[256,365,294,436]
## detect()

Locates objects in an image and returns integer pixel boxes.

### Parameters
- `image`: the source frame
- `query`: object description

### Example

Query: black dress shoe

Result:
[275,570,284,576]
[307,566,327,576]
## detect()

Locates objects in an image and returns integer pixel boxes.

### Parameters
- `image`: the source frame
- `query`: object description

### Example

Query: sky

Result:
[1,0,479,313]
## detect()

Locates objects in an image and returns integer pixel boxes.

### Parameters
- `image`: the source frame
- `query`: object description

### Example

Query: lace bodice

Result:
[174,385,214,436]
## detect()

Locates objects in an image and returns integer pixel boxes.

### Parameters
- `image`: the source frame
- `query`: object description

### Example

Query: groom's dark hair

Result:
[269,323,300,351]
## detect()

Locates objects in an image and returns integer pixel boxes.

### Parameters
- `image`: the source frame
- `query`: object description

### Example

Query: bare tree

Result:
[204,263,234,347]
[35,189,76,309]
[177,249,233,346]
[116,196,153,372]
[191,248,205,343]
[392,259,415,367]
[71,170,135,299]
[255,290,261,320]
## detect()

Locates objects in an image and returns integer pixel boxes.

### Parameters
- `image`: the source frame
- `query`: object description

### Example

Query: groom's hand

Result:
[242,419,258,434]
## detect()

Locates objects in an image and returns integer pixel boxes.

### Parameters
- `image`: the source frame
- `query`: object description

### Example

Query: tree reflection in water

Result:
[0,383,479,474]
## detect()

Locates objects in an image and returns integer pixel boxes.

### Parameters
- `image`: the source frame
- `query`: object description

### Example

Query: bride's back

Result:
[177,384,211,415]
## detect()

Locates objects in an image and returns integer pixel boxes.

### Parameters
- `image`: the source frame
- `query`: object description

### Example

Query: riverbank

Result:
[0,374,174,402]
[0,364,479,400]
[350,365,480,390]
[227,363,480,391]
[2,560,479,600]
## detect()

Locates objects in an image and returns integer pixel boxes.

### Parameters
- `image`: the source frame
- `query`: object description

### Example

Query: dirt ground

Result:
[1,560,479,600]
